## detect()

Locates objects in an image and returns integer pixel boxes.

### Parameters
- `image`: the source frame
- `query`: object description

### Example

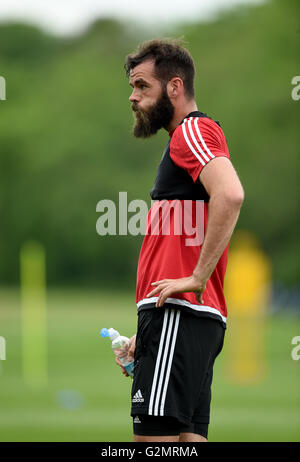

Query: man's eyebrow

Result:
[129,78,149,87]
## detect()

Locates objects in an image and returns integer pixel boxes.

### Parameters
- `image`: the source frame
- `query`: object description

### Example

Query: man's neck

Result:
[167,100,198,134]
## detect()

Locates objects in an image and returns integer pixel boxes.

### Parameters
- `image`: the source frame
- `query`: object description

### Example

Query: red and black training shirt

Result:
[136,111,230,327]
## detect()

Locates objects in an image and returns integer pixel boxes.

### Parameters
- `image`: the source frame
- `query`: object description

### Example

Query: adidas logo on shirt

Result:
[132,389,144,403]
[133,416,141,424]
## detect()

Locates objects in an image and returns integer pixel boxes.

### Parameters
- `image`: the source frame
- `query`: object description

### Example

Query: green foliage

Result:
[0,0,299,287]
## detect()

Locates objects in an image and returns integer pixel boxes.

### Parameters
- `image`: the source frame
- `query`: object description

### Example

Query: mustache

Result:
[131,102,139,112]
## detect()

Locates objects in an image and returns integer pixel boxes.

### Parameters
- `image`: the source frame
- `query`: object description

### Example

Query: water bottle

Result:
[100,328,134,377]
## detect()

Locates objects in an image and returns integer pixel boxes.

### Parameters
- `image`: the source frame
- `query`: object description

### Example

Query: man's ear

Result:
[167,77,184,99]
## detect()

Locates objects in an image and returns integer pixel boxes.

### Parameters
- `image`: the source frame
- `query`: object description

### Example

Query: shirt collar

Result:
[168,111,207,137]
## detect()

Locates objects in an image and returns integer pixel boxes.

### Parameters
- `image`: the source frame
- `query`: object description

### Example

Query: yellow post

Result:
[20,241,47,387]
[224,230,271,383]
[0,336,6,375]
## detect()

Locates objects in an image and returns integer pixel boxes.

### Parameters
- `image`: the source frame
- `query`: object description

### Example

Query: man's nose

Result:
[129,89,140,103]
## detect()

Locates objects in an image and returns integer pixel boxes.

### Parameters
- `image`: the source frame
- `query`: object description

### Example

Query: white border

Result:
[137,296,227,324]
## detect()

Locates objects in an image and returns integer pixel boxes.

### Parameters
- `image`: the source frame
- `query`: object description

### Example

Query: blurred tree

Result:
[0,0,299,288]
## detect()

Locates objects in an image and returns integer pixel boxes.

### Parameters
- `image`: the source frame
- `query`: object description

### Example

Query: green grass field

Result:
[0,288,299,442]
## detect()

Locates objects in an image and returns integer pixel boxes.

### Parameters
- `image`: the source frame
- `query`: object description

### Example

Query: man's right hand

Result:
[115,334,136,377]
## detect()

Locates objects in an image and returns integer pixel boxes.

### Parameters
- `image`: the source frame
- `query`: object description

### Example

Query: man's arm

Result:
[192,157,244,299]
[146,157,244,306]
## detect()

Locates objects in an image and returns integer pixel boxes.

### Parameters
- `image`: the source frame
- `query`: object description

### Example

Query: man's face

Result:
[129,60,174,138]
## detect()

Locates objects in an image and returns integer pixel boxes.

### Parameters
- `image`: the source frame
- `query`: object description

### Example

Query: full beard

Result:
[131,88,174,138]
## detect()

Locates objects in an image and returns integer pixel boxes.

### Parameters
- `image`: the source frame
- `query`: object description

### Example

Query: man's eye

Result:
[140,84,147,90]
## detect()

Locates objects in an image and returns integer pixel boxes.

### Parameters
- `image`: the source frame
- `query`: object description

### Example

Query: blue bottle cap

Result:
[100,328,109,338]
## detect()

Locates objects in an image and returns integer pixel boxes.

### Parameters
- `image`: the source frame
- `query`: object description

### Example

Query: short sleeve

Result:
[170,117,230,183]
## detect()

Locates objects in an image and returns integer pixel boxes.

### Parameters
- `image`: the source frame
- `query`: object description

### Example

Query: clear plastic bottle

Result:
[100,327,134,377]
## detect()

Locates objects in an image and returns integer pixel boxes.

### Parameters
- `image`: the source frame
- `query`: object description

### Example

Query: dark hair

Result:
[124,38,195,99]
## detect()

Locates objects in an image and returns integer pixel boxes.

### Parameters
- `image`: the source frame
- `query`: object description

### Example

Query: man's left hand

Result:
[146,275,206,307]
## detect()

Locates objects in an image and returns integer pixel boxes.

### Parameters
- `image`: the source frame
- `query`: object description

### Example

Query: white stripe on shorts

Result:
[148,308,181,416]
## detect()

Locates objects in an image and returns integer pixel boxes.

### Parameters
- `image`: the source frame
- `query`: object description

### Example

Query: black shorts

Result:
[131,307,225,438]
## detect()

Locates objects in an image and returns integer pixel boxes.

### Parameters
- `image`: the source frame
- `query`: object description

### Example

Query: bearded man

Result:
[117,39,244,443]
